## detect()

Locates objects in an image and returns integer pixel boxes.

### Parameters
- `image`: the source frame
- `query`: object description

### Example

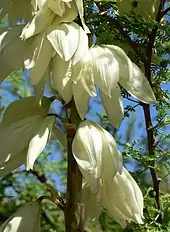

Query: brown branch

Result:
[142,0,167,223]
[30,169,48,184]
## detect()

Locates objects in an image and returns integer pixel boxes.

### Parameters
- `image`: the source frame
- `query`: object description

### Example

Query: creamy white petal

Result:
[72,121,123,192]
[100,85,124,128]
[72,121,102,191]
[123,167,144,219]
[102,167,144,226]
[51,53,73,103]
[90,46,119,97]
[72,53,96,97]
[105,44,134,83]
[29,36,53,86]
[120,63,157,104]
[56,0,78,23]
[47,22,80,61]
[72,27,89,65]
[100,124,123,176]
[74,0,90,33]
[47,0,65,16]
[21,7,55,40]
[82,180,101,220]
[73,79,90,119]
[26,115,55,170]
[105,203,127,228]
[24,33,51,70]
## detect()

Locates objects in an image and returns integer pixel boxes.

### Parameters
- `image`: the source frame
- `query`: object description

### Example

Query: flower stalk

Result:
[64,100,84,232]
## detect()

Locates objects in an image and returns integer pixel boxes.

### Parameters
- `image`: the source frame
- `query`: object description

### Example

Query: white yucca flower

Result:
[21,0,89,40]
[82,180,101,220]
[47,21,89,63]
[70,44,157,127]
[23,21,88,99]
[0,200,41,232]
[101,167,144,228]
[72,120,123,193]
[0,97,55,177]
[82,167,144,228]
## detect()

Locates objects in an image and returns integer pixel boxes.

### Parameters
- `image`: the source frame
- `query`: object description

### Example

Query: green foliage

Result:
[0,0,170,231]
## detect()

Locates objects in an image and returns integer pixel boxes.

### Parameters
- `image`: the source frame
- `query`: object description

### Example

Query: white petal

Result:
[47,0,65,16]
[90,46,119,97]
[82,180,101,220]
[72,121,123,191]
[72,53,96,97]
[29,36,53,86]
[47,22,80,61]
[54,0,78,23]
[73,79,90,119]
[72,27,89,65]
[120,63,157,104]
[100,85,124,128]
[104,44,134,82]
[74,0,90,33]
[73,52,96,97]
[72,121,103,189]
[123,168,144,219]
[102,167,144,225]
[105,203,127,228]
[21,7,55,40]
[26,116,55,170]
[100,125,123,176]
[51,53,72,103]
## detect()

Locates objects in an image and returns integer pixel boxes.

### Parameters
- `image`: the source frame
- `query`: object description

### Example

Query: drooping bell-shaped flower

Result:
[82,180,101,220]
[20,5,55,40]
[101,167,144,228]
[0,97,55,177]
[47,21,89,64]
[0,200,41,232]
[105,45,157,104]
[72,44,157,127]
[72,120,123,193]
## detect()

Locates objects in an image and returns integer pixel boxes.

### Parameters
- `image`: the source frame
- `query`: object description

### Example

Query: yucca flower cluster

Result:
[0,0,158,230]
